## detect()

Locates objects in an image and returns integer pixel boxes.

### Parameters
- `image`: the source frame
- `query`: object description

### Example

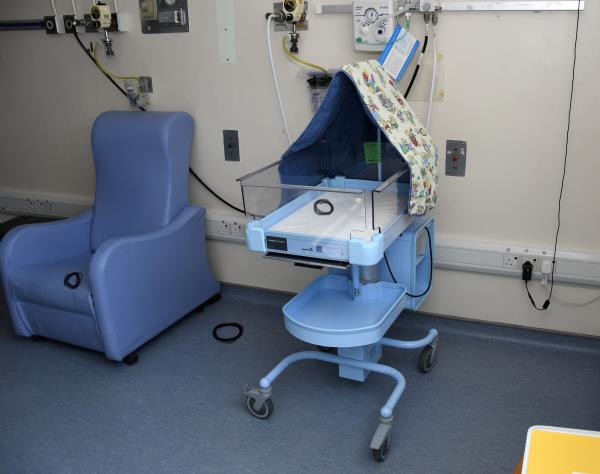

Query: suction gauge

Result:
[364,8,379,23]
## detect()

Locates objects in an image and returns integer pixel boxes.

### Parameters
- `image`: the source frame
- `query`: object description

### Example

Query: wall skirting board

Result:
[1,190,599,288]
[0,187,92,219]
[202,213,600,288]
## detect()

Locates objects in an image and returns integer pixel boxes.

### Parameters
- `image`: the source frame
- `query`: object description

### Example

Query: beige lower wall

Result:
[206,240,600,337]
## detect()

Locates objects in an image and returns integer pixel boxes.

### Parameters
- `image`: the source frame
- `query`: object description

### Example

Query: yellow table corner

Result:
[521,425,600,474]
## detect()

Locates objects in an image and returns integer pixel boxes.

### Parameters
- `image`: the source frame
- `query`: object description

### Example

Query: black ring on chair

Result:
[212,322,244,343]
[313,198,334,216]
[63,272,83,289]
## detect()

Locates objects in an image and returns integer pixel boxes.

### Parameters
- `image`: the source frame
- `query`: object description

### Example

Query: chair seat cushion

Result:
[9,252,94,316]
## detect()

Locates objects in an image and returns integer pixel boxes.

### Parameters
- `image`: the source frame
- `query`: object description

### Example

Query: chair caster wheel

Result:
[418,343,437,373]
[245,396,273,420]
[206,292,221,305]
[194,293,222,313]
[30,335,43,342]
[123,353,139,366]
[372,434,392,462]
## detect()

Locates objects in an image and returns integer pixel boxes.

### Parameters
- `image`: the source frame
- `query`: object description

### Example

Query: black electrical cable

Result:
[525,281,546,311]
[404,35,428,98]
[72,31,245,215]
[73,31,145,110]
[188,168,245,214]
[524,0,580,311]
[384,226,433,298]
[546,0,581,307]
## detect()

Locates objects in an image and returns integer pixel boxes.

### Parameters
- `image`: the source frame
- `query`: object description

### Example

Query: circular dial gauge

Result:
[364,7,379,23]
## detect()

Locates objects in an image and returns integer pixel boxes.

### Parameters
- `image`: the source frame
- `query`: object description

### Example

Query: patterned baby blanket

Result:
[342,60,438,215]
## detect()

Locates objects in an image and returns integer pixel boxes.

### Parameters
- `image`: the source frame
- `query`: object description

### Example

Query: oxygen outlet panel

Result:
[353,0,397,51]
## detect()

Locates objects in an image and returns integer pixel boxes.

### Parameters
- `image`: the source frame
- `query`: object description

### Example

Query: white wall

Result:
[1,0,599,336]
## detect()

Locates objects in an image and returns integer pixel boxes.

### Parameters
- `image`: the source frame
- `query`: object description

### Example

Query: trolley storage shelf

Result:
[283,275,407,348]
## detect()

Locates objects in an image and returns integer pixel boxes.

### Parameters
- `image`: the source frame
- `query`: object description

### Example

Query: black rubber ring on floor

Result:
[212,322,244,343]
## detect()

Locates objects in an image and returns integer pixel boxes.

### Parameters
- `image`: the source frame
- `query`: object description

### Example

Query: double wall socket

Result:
[503,250,546,272]
[217,219,244,238]
[25,198,54,213]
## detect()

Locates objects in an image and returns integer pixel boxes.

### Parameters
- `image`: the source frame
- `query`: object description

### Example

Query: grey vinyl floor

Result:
[1,284,599,474]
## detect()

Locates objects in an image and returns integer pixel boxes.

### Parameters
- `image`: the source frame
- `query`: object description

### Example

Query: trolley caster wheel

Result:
[123,352,139,366]
[316,345,334,353]
[418,344,437,373]
[372,434,392,462]
[245,396,273,419]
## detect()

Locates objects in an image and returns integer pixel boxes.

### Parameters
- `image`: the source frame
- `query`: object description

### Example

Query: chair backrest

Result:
[90,111,194,251]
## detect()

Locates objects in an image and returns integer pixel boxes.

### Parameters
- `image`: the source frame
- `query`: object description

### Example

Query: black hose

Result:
[404,35,428,98]
[72,31,245,215]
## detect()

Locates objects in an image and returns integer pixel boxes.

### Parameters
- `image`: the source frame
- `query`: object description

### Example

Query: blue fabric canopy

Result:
[278,71,385,185]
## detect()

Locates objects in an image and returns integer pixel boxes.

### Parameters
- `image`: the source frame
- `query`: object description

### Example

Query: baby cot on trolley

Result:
[239,60,439,462]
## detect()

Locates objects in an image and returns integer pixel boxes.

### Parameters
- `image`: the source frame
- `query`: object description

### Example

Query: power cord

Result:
[72,31,245,215]
[384,226,433,298]
[522,261,548,311]
[524,0,581,311]
[547,0,581,307]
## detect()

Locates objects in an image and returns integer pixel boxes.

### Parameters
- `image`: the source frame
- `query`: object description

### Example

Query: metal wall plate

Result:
[139,0,189,34]
[273,2,309,32]
[445,140,467,177]
[223,130,240,161]
[217,0,236,63]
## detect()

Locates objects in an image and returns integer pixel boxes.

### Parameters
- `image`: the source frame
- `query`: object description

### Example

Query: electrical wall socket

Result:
[503,253,540,271]
[503,254,522,268]
[231,221,243,238]
[25,197,54,213]
[217,219,244,238]
[217,220,231,235]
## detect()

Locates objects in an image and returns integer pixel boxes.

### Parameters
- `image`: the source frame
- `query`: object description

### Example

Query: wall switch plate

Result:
[446,139,467,177]
[223,130,240,161]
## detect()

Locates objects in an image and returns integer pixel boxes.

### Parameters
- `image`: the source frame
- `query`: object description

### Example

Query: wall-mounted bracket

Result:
[315,0,584,14]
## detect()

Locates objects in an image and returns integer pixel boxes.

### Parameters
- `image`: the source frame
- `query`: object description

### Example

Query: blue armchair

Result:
[0,111,220,363]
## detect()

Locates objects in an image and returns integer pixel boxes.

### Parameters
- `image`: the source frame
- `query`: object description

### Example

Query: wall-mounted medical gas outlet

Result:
[44,15,66,34]
[91,3,112,28]
[353,0,397,51]
[124,77,153,107]
[139,0,189,34]
[62,15,77,34]
[272,2,309,32]
[223,130,240,162]
[82,13,125,33]
[283,0,306,22]
[445,139,467,176]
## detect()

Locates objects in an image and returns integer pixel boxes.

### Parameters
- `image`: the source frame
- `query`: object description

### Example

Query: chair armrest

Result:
[0,210,93,279]
[90,206,219,361]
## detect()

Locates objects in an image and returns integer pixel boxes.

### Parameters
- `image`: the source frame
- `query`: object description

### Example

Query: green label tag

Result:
[364,142,382,164]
